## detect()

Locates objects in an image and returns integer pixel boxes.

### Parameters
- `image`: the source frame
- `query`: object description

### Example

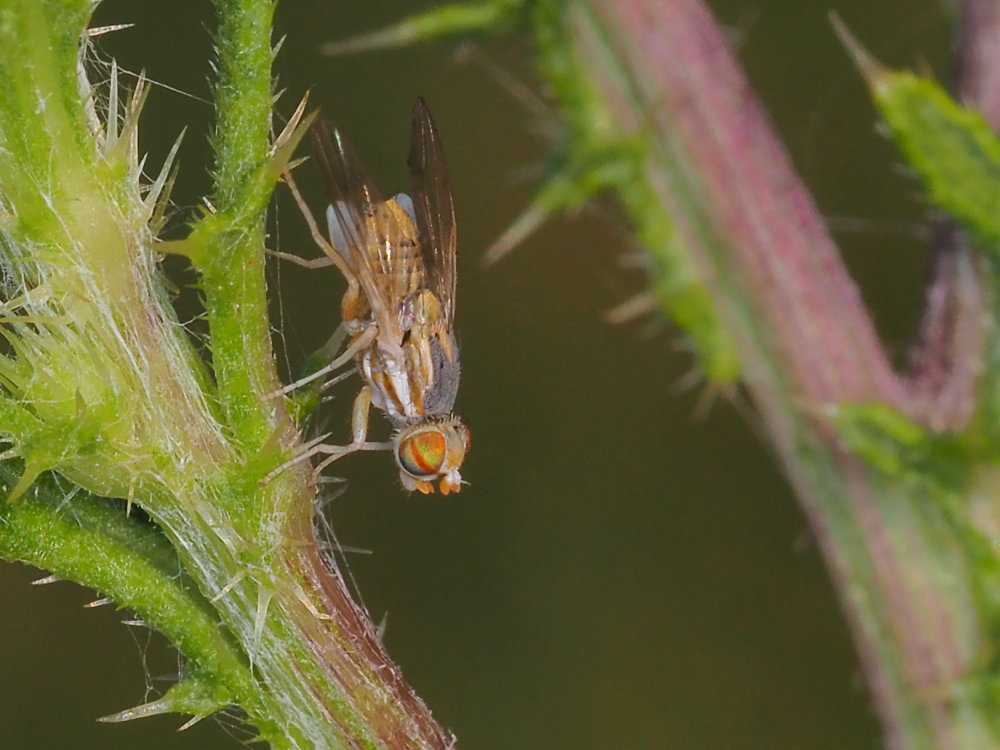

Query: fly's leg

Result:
[317,367,357,395]
[263,324,378,399]
[312,385,392,479]
[260,385,390,484]
[266,249,335,270]
[261,432,334,484]
[263,324,375,399]
[281,167,365,319]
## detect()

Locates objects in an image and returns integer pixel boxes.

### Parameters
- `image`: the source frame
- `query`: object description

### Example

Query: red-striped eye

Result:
[397,429,447,479]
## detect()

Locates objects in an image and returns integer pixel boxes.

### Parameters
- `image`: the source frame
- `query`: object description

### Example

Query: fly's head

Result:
[393,418,470,495]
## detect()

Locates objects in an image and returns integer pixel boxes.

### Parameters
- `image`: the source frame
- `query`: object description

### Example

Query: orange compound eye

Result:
[397,429,447,479]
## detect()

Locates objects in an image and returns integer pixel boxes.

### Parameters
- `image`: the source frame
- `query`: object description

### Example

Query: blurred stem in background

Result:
[330,0,1000,748]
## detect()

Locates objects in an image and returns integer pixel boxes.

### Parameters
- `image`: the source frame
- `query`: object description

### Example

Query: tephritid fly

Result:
[272,99,470,494]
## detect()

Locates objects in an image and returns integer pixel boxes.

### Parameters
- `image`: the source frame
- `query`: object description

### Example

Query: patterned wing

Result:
[310,115,382,264]
[311,116,417,342]
[407,97,458,322]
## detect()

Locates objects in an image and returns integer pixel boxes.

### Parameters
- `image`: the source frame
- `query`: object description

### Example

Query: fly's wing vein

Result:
[311,116,410,345]
[407,97,458,323]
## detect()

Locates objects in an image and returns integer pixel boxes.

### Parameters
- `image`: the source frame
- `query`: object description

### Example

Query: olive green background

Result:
[0,1,946,748]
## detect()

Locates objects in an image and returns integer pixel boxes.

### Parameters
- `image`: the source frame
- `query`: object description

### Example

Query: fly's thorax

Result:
[393,417,470,495]
[400,288,445,330]
[327,195,416,249]
[369,198,423,292]
[326,195,424,329]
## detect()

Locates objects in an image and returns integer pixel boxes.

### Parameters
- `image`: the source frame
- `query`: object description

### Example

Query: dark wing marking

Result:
[311,116,408,342]
[311,115,383,262]
[407,97,458,321]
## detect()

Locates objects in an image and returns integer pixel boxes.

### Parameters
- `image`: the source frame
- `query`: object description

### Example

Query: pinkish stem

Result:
[576,1,996,747]
[902,0,996,431]
[586,0,909,409]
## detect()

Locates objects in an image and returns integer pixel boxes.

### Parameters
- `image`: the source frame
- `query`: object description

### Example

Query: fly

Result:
[271,98,470,494]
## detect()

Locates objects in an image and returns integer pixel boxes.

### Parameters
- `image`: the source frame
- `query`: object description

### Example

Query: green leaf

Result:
[876,73,1000,253]
[836,17,1000,257]
[0,467,257,713]
[830,402,973,492]
[321,0,523,56]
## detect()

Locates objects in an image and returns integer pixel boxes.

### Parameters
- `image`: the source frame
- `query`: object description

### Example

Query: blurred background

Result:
[0,1,948,747]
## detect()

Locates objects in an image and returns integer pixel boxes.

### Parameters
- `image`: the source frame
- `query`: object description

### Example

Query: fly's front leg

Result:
[266,249,335,270]
[282,167,363,307]
[263,324,378,399]
[260,384,390,484]
[313,385,392,478]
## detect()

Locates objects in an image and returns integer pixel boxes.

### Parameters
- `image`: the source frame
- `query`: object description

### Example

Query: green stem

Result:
[199,0,281,444]
[0,1,456,747]
[0,470,257,718]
